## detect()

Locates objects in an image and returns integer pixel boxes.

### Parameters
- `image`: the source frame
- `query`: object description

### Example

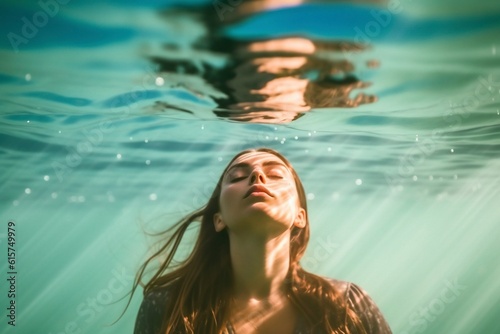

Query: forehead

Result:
[229,152,286,167]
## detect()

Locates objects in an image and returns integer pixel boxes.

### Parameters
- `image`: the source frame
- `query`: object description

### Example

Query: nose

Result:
[249,168,266,184]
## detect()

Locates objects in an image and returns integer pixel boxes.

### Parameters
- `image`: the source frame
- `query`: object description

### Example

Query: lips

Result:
[244,185,273,198]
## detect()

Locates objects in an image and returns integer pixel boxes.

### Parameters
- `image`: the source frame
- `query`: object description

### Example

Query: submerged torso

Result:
[226,296,299,334]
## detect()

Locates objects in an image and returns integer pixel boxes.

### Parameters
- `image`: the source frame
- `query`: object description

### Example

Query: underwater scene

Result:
[1,0,500,333]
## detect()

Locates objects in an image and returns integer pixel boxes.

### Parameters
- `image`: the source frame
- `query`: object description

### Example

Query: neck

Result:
[228,230,291,302]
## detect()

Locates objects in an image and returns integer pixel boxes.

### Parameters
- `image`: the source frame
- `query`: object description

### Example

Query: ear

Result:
[293,207,306,228]
[213,212,226,232]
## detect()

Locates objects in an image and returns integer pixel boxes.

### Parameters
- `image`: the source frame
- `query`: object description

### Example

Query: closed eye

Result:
[230,176,247,183]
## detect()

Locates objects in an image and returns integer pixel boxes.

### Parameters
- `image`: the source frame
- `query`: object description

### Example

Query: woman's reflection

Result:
[151,7,378,124]
[211,37,376,123]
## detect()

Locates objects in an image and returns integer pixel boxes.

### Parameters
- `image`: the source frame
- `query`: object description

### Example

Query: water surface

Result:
[1,0,500,333]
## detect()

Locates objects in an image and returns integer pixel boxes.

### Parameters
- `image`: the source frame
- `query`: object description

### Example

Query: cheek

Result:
[277,183,300,209]
[284,194,299,215]
[219,186,239,212]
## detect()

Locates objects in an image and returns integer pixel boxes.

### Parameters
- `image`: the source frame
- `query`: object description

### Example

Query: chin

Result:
[238,207,292,233]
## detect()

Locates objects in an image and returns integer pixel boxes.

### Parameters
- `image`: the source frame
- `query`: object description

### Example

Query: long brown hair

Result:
[125,147,365,333]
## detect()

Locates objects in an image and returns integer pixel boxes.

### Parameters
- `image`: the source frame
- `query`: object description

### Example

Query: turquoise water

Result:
[1,0,500,333]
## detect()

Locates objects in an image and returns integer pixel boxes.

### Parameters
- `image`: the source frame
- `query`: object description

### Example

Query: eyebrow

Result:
[226,161,288,174]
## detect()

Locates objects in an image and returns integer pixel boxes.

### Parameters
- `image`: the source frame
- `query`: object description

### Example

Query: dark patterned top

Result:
[134,278,392,334]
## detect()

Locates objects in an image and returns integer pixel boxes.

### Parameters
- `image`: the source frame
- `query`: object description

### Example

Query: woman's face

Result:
[214,151,305,236]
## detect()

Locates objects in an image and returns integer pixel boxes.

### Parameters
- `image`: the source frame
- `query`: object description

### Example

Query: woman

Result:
[132,147,392,334]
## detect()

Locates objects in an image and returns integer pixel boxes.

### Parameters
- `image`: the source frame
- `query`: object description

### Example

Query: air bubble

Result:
[155,77,164,86]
